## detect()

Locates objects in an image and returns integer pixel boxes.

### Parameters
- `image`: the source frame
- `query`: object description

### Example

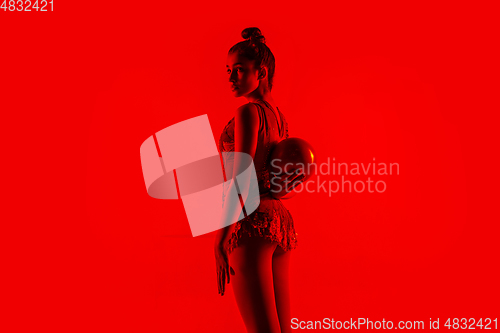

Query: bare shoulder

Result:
[235,102,260,123]
[236,102,259,115]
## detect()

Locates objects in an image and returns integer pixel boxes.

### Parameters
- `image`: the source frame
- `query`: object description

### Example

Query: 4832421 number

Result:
[1,0,53,11]
[445,318,498,330]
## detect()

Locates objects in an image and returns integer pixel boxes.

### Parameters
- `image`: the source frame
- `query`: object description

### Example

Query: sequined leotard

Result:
[218,100,298,255]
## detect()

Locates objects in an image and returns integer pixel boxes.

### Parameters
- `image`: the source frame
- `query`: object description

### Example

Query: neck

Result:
[245,84,274,104]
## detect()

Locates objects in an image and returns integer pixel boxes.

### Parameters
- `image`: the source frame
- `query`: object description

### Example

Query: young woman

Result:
[214,27,300,333]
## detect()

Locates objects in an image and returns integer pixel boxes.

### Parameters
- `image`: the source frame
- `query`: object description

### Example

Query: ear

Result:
[258,67,267,80]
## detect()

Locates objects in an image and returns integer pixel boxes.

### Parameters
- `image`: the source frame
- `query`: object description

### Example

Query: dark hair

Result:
[229,27,276,91]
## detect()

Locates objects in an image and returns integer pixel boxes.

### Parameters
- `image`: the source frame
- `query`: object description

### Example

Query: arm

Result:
[215,103,259,246]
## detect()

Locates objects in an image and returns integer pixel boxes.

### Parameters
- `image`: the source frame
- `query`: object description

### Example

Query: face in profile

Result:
[226,52,260,97]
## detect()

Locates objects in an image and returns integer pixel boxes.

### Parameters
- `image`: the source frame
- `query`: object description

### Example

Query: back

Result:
[219,100,289,196]
[252,100,288,194]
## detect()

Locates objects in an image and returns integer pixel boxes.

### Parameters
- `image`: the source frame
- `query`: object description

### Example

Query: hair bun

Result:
[241,27,266,44]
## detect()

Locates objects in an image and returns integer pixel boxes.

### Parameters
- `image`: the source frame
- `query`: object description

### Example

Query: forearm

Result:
[214,224,236,248]
[215,179,245,246]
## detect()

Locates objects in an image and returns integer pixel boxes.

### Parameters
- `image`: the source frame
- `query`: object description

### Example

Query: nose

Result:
[229,70,237,83]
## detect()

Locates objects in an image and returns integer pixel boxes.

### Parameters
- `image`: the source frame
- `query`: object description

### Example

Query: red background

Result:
[2,1,498,332]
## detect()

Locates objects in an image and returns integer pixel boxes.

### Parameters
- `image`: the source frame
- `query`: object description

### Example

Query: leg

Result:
[229,234,281,333]
[272,246,292,333]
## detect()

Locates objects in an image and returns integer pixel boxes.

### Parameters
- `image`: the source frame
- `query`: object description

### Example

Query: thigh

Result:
[229,234,281,333]
[272,246,292,333]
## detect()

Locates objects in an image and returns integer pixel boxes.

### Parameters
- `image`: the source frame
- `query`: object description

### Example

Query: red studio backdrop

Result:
[2,2,499,332]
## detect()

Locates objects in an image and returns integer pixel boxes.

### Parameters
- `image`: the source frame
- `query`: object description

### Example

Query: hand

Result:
[214,242,230,296]
[283,168,305,191]
[271,168,305,198]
